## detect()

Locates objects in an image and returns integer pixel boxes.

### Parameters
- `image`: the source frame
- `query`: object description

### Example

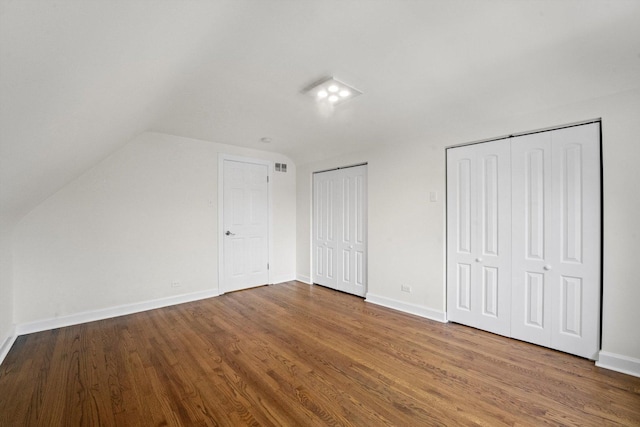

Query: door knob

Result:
[543,265,552,271]
[475,258,483,262]
[225,230,235,236]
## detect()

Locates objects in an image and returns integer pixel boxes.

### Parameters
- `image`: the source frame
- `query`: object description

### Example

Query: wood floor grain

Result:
[1,281,639,426]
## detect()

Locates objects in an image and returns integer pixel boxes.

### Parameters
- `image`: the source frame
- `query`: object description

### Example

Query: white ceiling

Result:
[1,0,639,221]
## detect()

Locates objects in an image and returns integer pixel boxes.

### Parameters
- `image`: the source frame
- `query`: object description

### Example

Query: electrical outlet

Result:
[401,284,412,293]
[171,281,181,288]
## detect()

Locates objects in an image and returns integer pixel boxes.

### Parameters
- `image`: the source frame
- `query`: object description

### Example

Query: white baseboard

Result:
[296,274,312,285]
[0,325,17,367]
[15,289,220,336]
[596,351,640,378]
[271,274,296,284]
[365,293,447,323]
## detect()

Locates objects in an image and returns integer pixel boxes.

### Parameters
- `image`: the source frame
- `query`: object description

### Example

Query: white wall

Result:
[13,132,296,325]
[297,88,640,365]
[0,218,15,356]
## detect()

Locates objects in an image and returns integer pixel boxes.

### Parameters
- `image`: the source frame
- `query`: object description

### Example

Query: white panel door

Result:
[312,170,338,289]
[336,166,367,296]
[222,160,269,293]
[313,165,367,297]
[447,140,512,337]
[511,123,601,359]
[511,131,554,346]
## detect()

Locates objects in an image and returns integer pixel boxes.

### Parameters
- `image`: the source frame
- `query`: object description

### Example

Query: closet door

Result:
[336,166,367,296]
[511,131,554,346]
[511,123,601,359]
[313,170,339,290]
[313,165,368,297]
[447,140,512,336]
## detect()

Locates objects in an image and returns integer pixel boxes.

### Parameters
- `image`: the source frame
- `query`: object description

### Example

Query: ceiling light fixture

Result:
[303,76,362,106]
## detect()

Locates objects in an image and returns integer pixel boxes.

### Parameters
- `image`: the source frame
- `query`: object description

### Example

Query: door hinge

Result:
[267,263,270,270]
[267,176,269,183]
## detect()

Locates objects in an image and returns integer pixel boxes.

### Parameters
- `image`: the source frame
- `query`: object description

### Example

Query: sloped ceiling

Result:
[1,0,640,221]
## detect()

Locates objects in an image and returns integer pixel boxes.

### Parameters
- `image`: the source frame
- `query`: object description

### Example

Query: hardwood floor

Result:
[1,281,639,426]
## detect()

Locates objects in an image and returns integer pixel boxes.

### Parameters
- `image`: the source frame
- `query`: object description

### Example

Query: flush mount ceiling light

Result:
[303,76,362,106]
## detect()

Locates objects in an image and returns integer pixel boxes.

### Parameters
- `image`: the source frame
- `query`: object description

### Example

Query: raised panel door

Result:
[549,124,601,359]
[336,165,367,296]
[313,165,367,296]
[222,160,269,293]
[449,123,601,360]
[511,123,601,359]
[312,171,338,289]
[511,131,554,347]
[447,150,478,327]
[447,140,511,336]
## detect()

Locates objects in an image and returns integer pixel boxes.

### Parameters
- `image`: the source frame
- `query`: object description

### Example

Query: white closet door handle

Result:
[475,257,483,263]
[543,265,552,271]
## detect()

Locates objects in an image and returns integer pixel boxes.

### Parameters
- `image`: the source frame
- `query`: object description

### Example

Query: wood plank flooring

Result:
[1,281,639,426]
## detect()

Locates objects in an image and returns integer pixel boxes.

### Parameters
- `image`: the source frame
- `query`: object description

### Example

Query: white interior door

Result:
[313,165,367,297]
[221,159,269,293]
[312,170,338,289]
[447,122,601,360]
[336,166,367,296]
[447,140,512,337]
[511,123,601,359]
[510,131,554,346]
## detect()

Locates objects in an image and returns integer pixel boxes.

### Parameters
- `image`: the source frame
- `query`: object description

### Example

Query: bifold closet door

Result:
[446,140,512,337]
[313,171,338,289]
[313,165,367,297]
[511,123,601,359]
[447,122,601,360]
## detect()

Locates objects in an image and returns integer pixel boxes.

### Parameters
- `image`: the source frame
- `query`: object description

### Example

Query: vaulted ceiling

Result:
[1,0,639,221]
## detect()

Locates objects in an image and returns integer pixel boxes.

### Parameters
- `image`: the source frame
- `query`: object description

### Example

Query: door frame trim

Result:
[444,118,601,150]
[218,154,273,294]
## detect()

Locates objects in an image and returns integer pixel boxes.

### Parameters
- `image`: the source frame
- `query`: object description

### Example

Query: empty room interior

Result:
[1,1,640,425]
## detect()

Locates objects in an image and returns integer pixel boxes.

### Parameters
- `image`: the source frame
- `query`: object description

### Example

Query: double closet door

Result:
[313,165,367,297]
[447,123,601,359]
